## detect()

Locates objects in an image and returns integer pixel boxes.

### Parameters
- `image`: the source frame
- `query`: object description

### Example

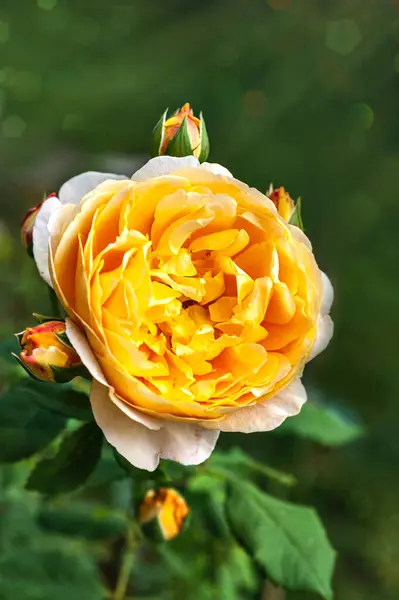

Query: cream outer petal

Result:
[200,162,233,177]
[90,380,220,471]
[32,195,62,287]
[131,156,199,182]
[308,315,334,361]
[65,319,161,431]
[201,378,307,433]
[59,171,128,205]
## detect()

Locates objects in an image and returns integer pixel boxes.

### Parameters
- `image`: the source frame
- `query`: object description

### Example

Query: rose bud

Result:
[14,320,83,383]
[151,103,209,162]
[268,186,295,222]
[138,488,190,541]
[21,193,56,257]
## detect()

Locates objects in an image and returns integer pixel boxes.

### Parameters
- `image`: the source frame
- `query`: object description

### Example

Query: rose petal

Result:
[66,318,162,430]
[59,171,128,205]
[289,224,312,250]
[131,156,199,182]
[32,195,62,286]
[308,314,334,361]
[65,318,108,386]
[321,271,334,316]
[90,380,220,471]
[200,162,233,177]
[201,378,307,433]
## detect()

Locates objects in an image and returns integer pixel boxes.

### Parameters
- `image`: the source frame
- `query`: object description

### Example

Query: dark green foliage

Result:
[26,423,103,494]
[0,383,66,463]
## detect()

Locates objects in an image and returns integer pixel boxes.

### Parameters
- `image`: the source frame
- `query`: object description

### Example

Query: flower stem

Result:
[113,527,136,600]
[47,287,62,318]
[261,581,285,600]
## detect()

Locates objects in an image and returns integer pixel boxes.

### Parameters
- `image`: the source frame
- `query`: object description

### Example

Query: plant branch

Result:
[113,526,136,600]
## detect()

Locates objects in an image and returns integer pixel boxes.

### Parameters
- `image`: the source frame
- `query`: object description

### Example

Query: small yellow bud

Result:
[269,186,295,222]
[16,320,82,383]
[139,488,190,541]
[152,103,209,162]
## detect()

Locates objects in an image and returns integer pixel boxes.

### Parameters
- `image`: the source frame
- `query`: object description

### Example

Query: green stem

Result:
[113,527,136,600]
[47,287,62,318]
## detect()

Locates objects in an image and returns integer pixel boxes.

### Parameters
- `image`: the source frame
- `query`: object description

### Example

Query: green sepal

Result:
[289,196,304,230]
[55,331,74,350]
[32,313,64,324]
[150,108,168,157]
[198,111,210,162]
[165,115,193,158]
[14,331,25,347]
[50,364,89,384]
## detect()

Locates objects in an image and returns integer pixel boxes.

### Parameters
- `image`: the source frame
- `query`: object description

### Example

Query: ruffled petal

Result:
[200,162,233,177]
[321,272,334,316]
[308,315,334,361]
[201,378,307,433]
[59,172,128,205]
[66,319,162,430]
[32,195,62,286]
[131,156,199,182]
[90,380,220,471]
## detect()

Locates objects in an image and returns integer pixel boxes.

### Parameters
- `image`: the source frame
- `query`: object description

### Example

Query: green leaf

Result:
[26,422,103,494]
[0,547,104,600]
[289,196,304,230]
[165,115,193,157]
[277,400,364,446]
[208,447,296,486]
[0,383,66,464]
[226,481,336,599]
[38,502,128,540]
[16,378,93,421]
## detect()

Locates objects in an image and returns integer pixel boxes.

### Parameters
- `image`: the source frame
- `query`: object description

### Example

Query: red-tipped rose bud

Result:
[14,320,82,383]
[268,186,295,222]
[21,193,56,257]
[138,488,190,541]
[151,103,209,162]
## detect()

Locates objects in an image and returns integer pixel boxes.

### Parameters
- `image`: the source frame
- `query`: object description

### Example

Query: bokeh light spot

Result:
[37,0,58,9]
[268,0,291,10]
[326,19,362,56]
[12,71,41,102]
[73,19,100,45]
[349,102,374,131]
[1,115,26,138]
[0,20,9,44]
[243,90,267,117]
[62,113,83,131]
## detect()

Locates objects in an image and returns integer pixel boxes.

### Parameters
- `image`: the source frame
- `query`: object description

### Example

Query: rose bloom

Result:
[32,156,333,471]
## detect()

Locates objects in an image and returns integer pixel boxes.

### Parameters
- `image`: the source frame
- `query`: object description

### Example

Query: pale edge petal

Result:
[90,380,220,471]
[32,195,62,287]
[131,156,199,182]
[65,319,161,431]
[289,224,312,250]
[201,378,307,433]
[321,271,334,315]
[200,162,233,177]
[59,171,128,205]
[308,315,334,361]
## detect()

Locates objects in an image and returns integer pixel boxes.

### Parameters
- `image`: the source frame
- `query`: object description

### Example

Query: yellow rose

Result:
[32,157,333,470]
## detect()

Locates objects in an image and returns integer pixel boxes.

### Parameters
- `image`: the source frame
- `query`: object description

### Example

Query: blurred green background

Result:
[1,0,399,599]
